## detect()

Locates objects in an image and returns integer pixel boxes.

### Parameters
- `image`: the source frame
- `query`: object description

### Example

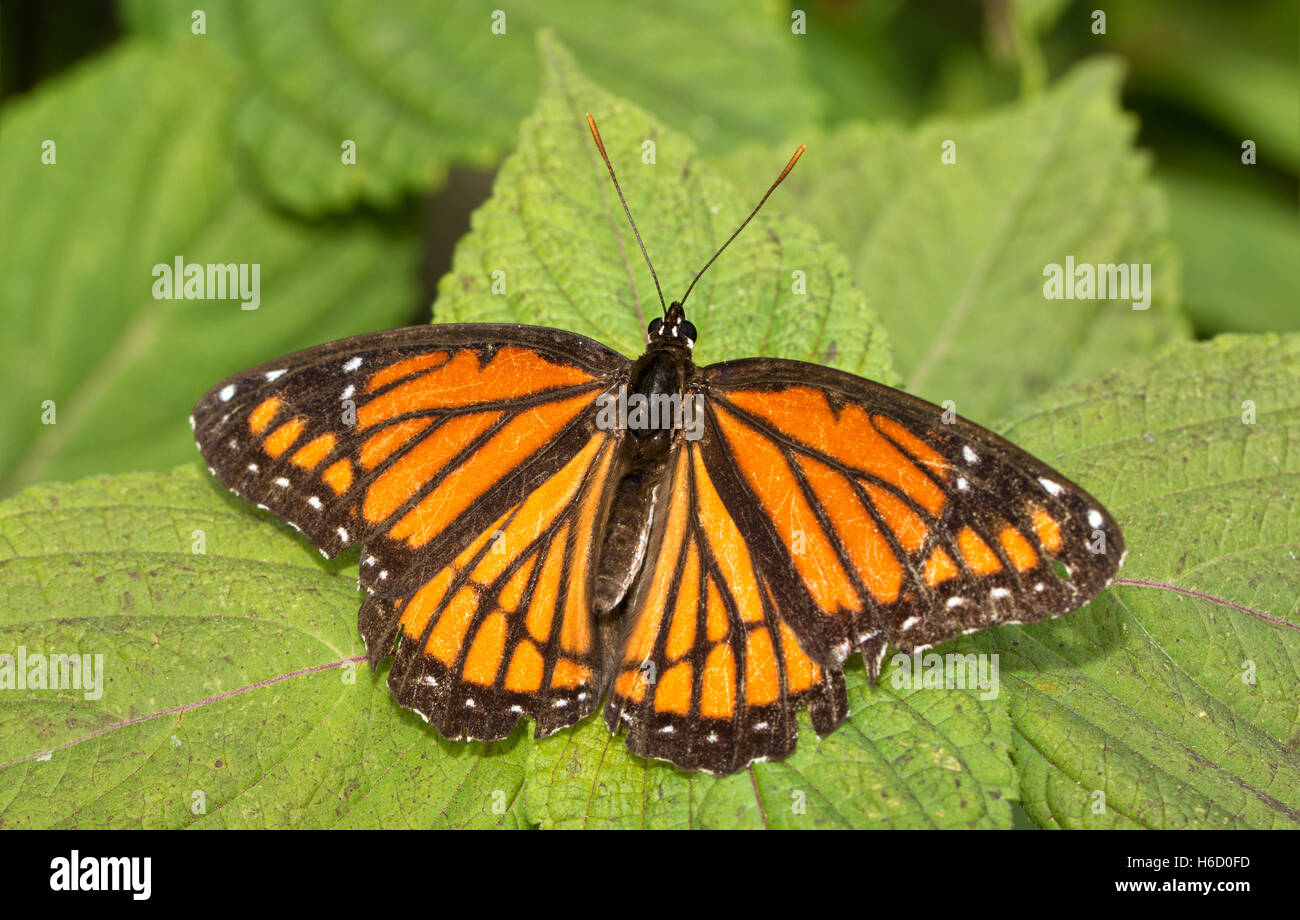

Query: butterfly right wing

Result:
[192,324,627,597]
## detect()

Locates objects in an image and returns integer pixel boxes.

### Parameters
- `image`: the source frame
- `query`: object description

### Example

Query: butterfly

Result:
[191,115,1124,775]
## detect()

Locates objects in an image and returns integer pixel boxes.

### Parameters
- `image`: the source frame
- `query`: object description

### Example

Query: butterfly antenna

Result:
[586,114,668,317]
[678,143,805,309]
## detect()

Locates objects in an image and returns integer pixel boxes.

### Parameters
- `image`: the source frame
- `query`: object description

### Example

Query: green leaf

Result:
[0,469,529,828]
[719,59,1191,423]
[437,33,894,382]
[978,333,1300,828]
[524,669,1015,829]
[121,0,827,215]
[0,465,1015,829]
[0,42,420,497]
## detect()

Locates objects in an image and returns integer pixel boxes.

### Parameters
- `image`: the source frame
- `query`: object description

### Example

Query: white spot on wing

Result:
[219,384,236,402]
[264,369,286,382]
[274,477,290,488]
[342,357,362,372]
[308,496,322,510]
[946,596,965,608]
[336,527,349,542]
[962,445,979,463]
[1039,477,1062,496]
[991,587,1011,599]
[1088,509,1104,528]
[340,384,355,401]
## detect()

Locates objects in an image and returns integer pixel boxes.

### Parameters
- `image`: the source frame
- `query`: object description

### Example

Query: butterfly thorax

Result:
[591,335,697,615]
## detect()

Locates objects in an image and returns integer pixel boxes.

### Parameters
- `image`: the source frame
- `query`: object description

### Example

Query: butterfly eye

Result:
[647,318,664,337]
[679,320,698,343]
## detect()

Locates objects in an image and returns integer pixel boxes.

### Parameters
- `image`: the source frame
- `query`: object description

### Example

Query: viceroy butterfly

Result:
[192,115,1123,775]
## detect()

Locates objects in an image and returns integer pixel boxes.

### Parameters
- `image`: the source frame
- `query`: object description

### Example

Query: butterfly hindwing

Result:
[701,358,1124,669]
[192,325,628,596]
[359,433,619,740]
[605,442,849,775]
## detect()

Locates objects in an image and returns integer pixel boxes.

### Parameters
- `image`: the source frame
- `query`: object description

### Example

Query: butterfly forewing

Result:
[192,325,629,594]
[701,358,1125,670]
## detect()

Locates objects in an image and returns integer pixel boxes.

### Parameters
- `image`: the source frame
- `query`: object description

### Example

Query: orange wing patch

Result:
[365,352,449,393]
[361,434,615,743]
[722,387,948,516]
[362,411,501,525]
[924,547,960,587]
[262,419,305,458]
[999,526,1038,571]
[710,396,982,625]
[387,392,595,548]
[357,346,595,431]
[249,397,281,435]
[605,442,849,775]
[957,527,1002,575]
[290,433,336,470]
[359,418,433,470]
[712,405,858,615]
[795,455,903,604]
[321,459,353,494]
[1032,507,1064,554]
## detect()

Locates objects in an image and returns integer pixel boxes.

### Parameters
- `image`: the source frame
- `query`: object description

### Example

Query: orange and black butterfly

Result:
[192,116,1123,775]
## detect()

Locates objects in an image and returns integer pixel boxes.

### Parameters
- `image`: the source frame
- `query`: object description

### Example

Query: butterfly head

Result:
[647,302,698,350]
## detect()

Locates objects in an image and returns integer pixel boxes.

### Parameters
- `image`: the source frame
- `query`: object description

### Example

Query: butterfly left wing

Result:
[699,358,1125,673]
[605,443,849,775]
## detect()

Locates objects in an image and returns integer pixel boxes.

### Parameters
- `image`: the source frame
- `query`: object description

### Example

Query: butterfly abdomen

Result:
[592,455,664,614]
[591,345,696,615]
